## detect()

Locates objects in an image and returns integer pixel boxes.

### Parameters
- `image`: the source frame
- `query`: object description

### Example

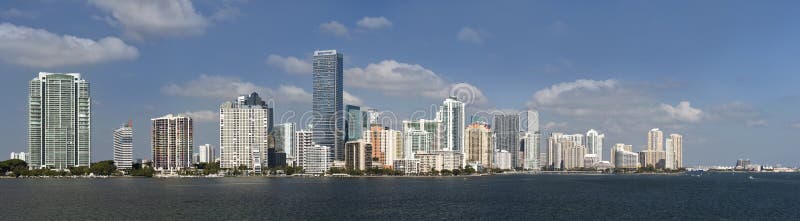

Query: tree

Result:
[463,165,476,175]
[0,159,28,177]
[90,160,117,176]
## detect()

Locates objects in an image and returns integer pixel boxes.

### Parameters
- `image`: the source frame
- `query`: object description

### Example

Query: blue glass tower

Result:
[345,105,362,142]
[312,50,344,161]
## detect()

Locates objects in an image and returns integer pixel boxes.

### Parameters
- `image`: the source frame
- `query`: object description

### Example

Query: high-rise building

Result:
[345,105,362,142]
[274,123,295,164]
[669,134,683,168]
[614,146,639,169]
[312,50,344,162]
[643,128,667,168]
[363,125,402,168]
[344,140,372,170]
[465,122,493,169]
[151,114,193,172]
[267,148,287,168]
[609,143,633,165]
[437,97,465,153]
[198,144,215,163]
[493,150,512,170]
[364,108,380,126]
[403,119,439,151]
[404,128,433,158]
[586,129,604,161]
[28,72,91,169]
[547,133,587,170]
[299,145,329,174]
[523,110,541,170]
[294,128,313,167]
[219,92,273,172]
[494,113,520,168]
[648,128,664,151]
[113,121,133,171]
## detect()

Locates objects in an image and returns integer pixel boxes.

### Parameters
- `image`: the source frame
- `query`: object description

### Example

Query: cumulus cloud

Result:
[0,22,138,68]
[531,79,618,106]
[183,110,218,123]
[357,16,392,29]
[660,101,704,123]
[319,21,349,38]
[161,75,312,105]
[457,27,488,44]
[266,54,312,75]
[89,0,209,40]
[345,60,488,105]
[344,91,364,106]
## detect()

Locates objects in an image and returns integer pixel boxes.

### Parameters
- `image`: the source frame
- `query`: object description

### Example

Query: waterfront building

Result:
[312,50,344,162]
[198,144,215,164]
[415,153,443,173]
[267,148,287,168]
[363,125,402,168]
[433,151,464,171]
[299,145,329,174]
[609,143,633,165]
[113,121,133,171]
[437,97,465,154]
[274,123,295,165]
[364,108,380,126]
[493,150,512,170]
[151,114,193,172]
[547,133,587,170]
[9,152,28,162]
[404,128,433,158]
[523,110,541,170]
[465,122,493,169]
[493,113,520,168]
[345,105,362,141]
[583,154,599,167]
[614,147,639,169]
[393,159,420,175]
[648,128,664,151]
[669,134,683,168]
[638,150,666,168]
[586,129,604,161]
[219,92,273,173]
[403,119,439,152]
[294,129,313,167]
[563,143,586,169]
[344,140,373,170]
[28,72,91,169]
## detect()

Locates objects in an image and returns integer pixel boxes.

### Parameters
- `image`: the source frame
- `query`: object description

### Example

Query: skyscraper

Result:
[345,105,362,141]
[524,110,541,170]
[403,119,440,151]
[113,121,133,171]
[493,113,520,168]
[294,127,313,167]
[363,125,402,168]
[586,129,605,161]
[219,92,273,172]
[437,97,465,153]
[465,121,493,169]
[28,72,91,169]
[151,114,193,172]
[312,50,344,162]
[648,128,664,151]
[669,133,683,168]
[198,144,215,164]
[274,123,295,164]
[641,128,667,168]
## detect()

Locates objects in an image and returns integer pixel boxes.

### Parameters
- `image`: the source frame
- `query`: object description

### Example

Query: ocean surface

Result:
[1,173,799,220]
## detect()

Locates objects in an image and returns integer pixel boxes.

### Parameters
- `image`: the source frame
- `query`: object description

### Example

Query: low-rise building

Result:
[393,159,420,175]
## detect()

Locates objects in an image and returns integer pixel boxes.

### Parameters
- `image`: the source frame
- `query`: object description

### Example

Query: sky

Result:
[1,0,799,167]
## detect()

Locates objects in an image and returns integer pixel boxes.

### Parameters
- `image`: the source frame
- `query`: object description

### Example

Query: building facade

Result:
[415,153,444,173]
[437,97,465,153]
[312,50,344,162]
[299,145,329,174]
[344,140,373,170]
[669,134,683,168]
[363,125,402,168]
[393,159,420,174]
[345,105,362,142]
[523,110,541,170]
[28,72,91,169]
[151,114,193,172]
[465,122,493,169]
[219,92,273,172]
[294,129,313,167]
[113,121,133,170]
[493,113,520,168]
[198,144,215,164]
[586,129,604,161]
[274,123,295,165]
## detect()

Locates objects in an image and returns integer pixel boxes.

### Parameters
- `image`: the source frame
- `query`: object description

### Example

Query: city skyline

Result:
[1,1,799,166]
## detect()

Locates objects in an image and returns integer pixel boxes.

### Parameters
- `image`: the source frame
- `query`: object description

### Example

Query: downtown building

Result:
[494,113,520,169]
[586,129,605,162]
[613,144,639,169]
[345,105,363,142]
[547,133,587,170]
[312,50,344,162]
[639,128,667,168]
[667,133,683,169]
[523,110,541,170]
[28,73,91,169]
[465,121,493,169]
[151,114,193,172]
[113,121,133,171]
[609,143,633,165]
[363,125,403,168]
[274,123,295,165]
[10,152,28,162]
[403,119,439,155]
[299,145,329,174]
[437,97,465,155]
[219,92,273,173]
[344,140,373,170]
[198,144,215,164]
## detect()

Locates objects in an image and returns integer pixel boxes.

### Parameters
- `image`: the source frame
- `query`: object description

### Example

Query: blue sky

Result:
[1,0,799,166]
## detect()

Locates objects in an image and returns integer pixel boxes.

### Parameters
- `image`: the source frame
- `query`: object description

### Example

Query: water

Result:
[1,173,799,220]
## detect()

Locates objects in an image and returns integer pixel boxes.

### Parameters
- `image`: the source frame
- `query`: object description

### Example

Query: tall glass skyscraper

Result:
[524,110,540,170]
[436,97,465,153]
[28,72,91,169]
[312,50,344,162]
[493,113,520,168]
[113,121,133,171]
[345,105,362,142]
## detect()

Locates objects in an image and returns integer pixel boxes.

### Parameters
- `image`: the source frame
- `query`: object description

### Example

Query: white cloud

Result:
[162,75,312,105]
[357,16,392,29]
[0,22,138,68]
[457,27,488,44]
[319,21,349,38]
[266,54,312,75]
[89,0,209,40]
[531,79,618,106]
[660,101,704,123]
[344,91,364,106]
[183,110,218,123]
[345,60,488,105]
